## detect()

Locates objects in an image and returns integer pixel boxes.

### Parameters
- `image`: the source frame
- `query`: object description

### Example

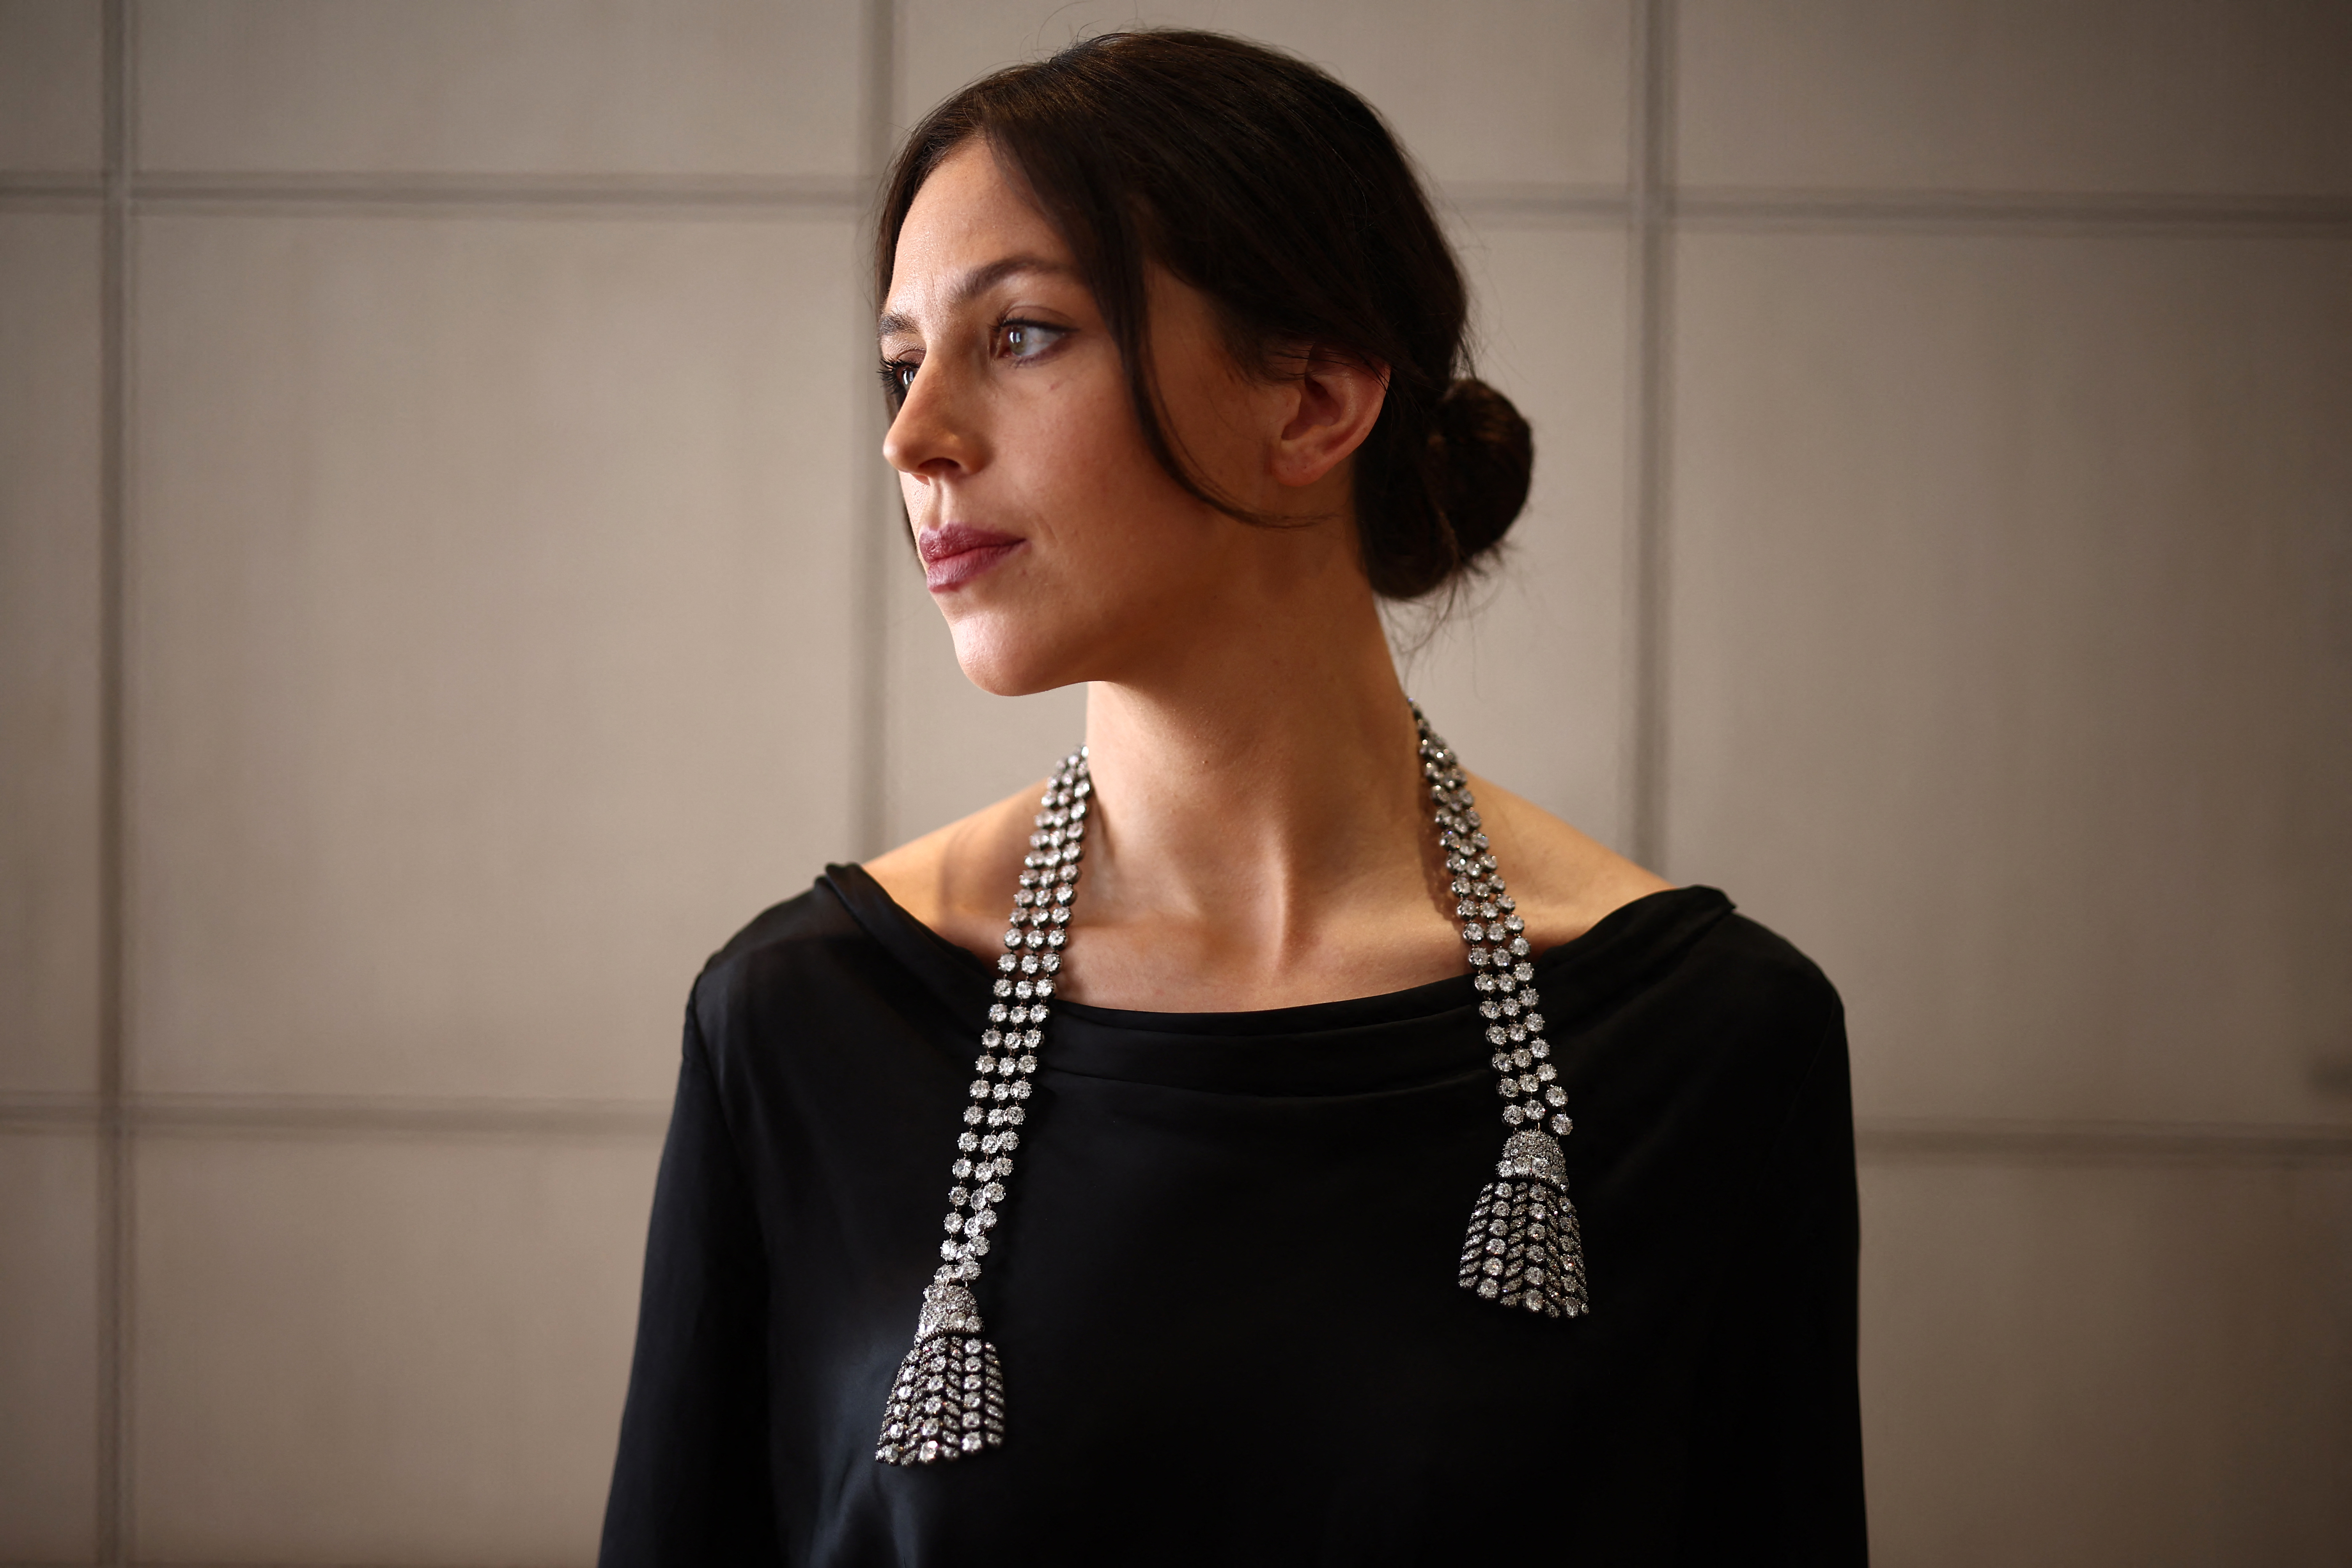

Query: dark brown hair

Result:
[875,29,1531,601]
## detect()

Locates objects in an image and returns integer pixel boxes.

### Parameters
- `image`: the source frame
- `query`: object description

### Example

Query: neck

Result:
[1077,581,1434,967]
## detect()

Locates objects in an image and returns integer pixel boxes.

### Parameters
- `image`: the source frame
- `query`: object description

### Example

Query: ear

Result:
[1268,348,1389,490]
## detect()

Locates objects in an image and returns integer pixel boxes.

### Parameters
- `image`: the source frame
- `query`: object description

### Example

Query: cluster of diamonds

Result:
[1419,707,1590,1320]
[877,1287,1004,1466]
[877,748,1090,1466]
[1459,1165,1589,1316]
[1417,718,1570,1143]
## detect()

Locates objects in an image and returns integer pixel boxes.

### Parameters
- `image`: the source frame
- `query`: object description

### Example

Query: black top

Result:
[601,866,1867,1567]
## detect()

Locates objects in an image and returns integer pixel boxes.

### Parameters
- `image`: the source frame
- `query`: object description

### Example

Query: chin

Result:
[947,614,1089,698]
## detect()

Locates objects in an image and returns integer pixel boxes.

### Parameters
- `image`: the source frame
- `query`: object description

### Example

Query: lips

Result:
[918,523,1026,592]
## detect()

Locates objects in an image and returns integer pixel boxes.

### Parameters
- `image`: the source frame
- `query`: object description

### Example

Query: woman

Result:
[602,29,1864,1567]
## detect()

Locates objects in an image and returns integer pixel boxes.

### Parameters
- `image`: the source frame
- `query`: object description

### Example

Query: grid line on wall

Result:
[849,0,899,860]
[93,0,130,1559]
[1624,0,1675,871]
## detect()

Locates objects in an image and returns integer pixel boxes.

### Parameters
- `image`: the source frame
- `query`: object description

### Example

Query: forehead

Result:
[886,140,1076,316]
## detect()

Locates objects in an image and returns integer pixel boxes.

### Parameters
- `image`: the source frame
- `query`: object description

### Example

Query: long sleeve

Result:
[599,996,784,1568]
[1677,1007,1871,1566]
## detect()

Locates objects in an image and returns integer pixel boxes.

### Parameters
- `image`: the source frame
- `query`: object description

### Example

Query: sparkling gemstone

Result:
[1487,1026,1507,1046]
[1496,1080,1518,1098]
[1545,1086,1566,1107]
[1525,1013,1546,1033]
[983,1182,1006,1203]
[949,1186,969,1207]
[998,1131,1020,1149]
[1491,1052,1512,1071]
[1477,1278,1499,1299]
[993,979,1013,998]
[1536,1063,1555,1081]
[1551,1114,1573,1135]
[1016,1054,1037,1073]
[962,1106,983,1124]
[1530,1040,1549,1060]
[1503,1104,1525,1124]
[957,1133,978,1151]
[1512,1048,1531,1068]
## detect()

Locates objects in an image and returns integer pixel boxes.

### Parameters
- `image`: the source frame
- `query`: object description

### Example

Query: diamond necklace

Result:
[874,705,1589,1467]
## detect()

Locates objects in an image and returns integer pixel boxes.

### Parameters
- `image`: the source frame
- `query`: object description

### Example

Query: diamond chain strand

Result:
[1421,707,1591,1319]
[876,748,1090,1465]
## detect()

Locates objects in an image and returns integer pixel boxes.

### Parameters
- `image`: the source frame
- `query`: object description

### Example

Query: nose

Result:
[881,355,984,482]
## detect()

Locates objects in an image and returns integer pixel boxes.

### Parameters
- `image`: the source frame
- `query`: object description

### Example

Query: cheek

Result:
[1012,380,1215,589]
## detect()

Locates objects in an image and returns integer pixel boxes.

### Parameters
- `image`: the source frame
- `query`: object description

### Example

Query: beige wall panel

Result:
[0,1130,98,1563]
[1669,231,2352,1126]
[134,1131,659,1564]
[131,213,860,1102]
[1859,1159,2352,1566]
[0,212,102,1095]
[878,224,1629,854]
[897,0,1629,191]
[136,0,860,178]
[1403,222,1629,848]
[0,0,101,172]
[1679,0,2352,197]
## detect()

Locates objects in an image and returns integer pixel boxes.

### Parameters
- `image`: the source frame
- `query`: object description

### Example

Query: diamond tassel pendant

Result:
[876,1282,1007,1464]
[875,750,1091,1466]
[1459,1130,1588,1316]
[1415,707,1591,1321]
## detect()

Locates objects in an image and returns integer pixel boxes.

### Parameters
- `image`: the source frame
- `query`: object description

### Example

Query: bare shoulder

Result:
[1464,771,1674,949]
[862,779,1045,957]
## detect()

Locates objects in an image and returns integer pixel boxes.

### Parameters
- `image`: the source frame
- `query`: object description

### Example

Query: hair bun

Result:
[1430,377,1532,566]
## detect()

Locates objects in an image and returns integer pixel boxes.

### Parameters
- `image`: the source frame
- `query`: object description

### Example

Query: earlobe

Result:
[1271,350,1389,489]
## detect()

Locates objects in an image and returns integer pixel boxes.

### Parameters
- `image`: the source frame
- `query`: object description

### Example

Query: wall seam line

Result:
[848,0,898,860]
[1625,0,1676,870]
[95,1,130,1561]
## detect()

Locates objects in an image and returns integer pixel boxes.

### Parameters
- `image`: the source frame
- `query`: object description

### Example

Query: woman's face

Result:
[879,139,1319,696]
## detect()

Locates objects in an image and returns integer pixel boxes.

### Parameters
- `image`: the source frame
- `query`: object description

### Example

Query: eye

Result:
[995,320,1067,361]
[877,358,917,400]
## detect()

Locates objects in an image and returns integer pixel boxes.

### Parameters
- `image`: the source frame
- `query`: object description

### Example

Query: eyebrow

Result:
[877,255,1080,339]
